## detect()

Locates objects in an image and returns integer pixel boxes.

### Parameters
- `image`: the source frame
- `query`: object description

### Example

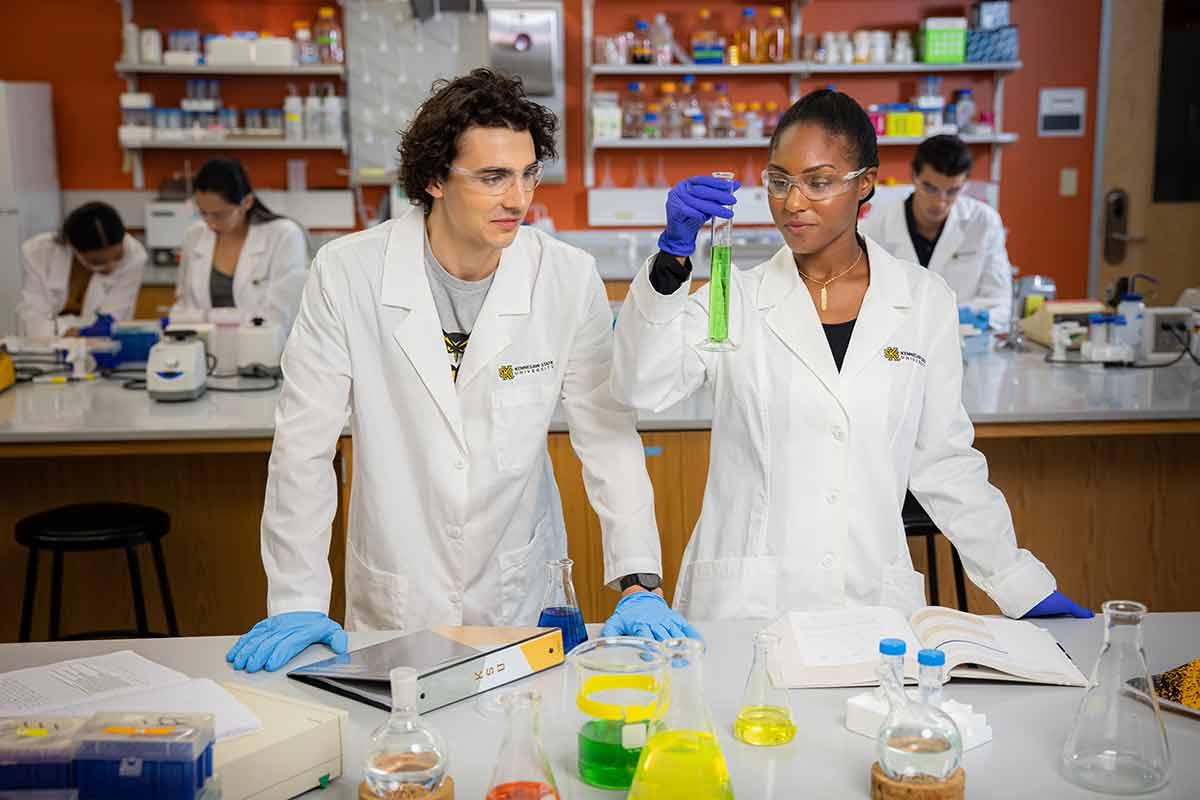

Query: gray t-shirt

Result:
[424,239,495,382]
[210,268,236,308]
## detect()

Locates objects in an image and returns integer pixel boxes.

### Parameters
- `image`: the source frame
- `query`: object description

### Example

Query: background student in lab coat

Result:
[171,158,308,334]
[859,135,1012,331]
[227,69,694,674]
[17,202,147,337]
[611,89,1089,623]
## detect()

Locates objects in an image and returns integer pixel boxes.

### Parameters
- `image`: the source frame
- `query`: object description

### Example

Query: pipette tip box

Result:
[72,712,214,800]
[0,717,89,791]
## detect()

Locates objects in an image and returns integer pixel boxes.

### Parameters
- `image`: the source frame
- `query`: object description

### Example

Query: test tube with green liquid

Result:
[698,171,737,351]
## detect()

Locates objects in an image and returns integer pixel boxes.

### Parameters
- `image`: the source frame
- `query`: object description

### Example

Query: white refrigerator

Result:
[0,81,61,334]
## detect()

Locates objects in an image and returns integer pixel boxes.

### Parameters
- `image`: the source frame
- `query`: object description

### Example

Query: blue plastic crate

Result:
[73,713,213,800]
[0,717,87,791]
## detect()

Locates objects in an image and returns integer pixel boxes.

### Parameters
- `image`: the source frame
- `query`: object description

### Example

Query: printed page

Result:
[58,678,262,741]
[0,651,188,715]
[767,606,920,688]
[910,607,1088,686]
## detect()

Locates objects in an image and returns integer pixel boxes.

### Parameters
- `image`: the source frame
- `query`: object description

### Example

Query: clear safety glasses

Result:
[761,166,869,202]
[448,161,545,196]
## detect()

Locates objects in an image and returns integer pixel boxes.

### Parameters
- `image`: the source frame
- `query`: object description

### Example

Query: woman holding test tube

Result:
[610,89,1089,623]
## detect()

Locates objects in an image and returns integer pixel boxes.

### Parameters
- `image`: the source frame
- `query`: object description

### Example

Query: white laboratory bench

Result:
[1,350,1199,644]
[0,615,1197,799]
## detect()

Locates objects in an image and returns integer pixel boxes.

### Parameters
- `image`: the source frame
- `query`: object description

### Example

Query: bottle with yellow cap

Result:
[765,6,791,63]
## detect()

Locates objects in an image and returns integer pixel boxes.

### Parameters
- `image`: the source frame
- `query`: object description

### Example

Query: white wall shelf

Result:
[591,61,1022,77]
[123,140,346,151]
[593,133,1018,150]
[115,62,345,77]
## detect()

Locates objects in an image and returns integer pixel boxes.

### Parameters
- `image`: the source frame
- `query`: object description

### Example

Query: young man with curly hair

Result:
[228,69,695,673]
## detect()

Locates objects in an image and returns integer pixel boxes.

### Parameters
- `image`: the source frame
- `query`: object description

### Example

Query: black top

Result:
[905,194,941,268]
[823,318,857,372]
[209,268,236,308]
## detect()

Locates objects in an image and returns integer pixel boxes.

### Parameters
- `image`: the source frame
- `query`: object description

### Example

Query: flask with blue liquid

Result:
[538,559,587,654]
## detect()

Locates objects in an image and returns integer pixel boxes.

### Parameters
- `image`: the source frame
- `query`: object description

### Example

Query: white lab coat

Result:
[171,218,308,334]
[860,194,1012,331]
[262,205,662,632]
[611,237,1054,621]
[16,232,147,336]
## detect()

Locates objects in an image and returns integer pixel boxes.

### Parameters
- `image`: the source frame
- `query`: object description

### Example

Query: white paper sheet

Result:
[0,651,260,741]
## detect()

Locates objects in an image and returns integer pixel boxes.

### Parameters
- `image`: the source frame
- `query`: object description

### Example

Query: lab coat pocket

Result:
[677,557,778,621]
[345,540,408,632]
[498,514,558,625]
[492,383,556,473]
[880,564,928,616]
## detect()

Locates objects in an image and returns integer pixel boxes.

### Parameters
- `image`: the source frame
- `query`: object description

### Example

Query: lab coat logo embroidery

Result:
[883,346,926,366]
[498,365,515,381]
[883,347,901,362]
[499,360,556,380]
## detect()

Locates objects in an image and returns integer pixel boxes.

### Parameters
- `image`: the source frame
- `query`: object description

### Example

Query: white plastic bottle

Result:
[651,13,675,66]
[322,85,344,144]
[1117,294,1147,360]
[284,84,304,141]
[955,89,977,135]
[304,83,322,141]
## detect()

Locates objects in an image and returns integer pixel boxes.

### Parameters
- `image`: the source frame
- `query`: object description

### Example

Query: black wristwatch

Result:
[618,573,663,592]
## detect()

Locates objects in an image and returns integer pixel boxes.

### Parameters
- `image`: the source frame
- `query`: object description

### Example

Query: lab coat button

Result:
[821,554,835,568]
[831,426,846,442]
[449,591,462,604]
[448,526,462,540]
[454,458,466,470]
[825,491,838,505]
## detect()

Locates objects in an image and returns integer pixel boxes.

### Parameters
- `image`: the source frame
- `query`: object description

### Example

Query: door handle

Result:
[1104,189,1147,264]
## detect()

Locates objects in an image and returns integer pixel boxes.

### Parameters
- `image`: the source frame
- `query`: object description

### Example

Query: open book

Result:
[765,605,1089,689]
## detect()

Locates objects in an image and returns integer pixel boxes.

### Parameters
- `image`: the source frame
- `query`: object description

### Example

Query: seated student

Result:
[17,202,147,336]
[860,134,1013,331]
[171,158,308,335]
[611,90,1089,622]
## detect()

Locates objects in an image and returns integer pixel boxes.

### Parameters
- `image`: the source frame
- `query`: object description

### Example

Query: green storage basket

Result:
[920,27,967,64]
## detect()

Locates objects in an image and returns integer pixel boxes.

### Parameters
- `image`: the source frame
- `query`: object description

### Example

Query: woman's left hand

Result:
[1022,590,1094,618]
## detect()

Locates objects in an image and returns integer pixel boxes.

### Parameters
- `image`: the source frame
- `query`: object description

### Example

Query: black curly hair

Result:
[399,68,559,214]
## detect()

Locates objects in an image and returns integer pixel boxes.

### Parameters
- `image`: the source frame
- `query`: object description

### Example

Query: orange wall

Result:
[0,0,1100,294]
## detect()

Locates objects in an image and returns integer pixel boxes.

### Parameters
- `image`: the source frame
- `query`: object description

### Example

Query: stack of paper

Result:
[0,650,261,741]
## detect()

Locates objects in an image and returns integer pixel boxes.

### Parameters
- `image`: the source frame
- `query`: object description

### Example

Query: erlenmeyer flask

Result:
[538,558,587,654]
[734,631,795,745]
[628,638,734,800]
[1061,600,1171,794]
[485,690,559,800]
[361,667,452,798]
[876,640,962,782]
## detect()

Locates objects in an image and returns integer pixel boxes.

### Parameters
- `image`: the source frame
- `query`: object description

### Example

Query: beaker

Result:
[485,690,559,800]
[1060,600,1171,794]
[361,666,452,798]
[876,639,962,782]
[734,630,795,745]
[628,638,734,800]
[538,559,587,654]
[698,171,737,352]
[566,637,669,790]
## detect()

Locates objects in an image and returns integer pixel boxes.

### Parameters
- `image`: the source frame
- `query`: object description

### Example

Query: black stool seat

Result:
[16,503,179,642]
[902,492,969,611]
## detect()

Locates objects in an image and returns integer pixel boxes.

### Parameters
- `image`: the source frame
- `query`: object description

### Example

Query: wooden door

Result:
[1096,0,1200,305]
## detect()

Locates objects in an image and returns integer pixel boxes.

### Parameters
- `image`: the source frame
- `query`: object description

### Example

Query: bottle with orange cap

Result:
[765,7,791,63]
[314,6,344,65]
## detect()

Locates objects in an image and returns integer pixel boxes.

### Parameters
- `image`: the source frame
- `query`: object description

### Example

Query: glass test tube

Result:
[699,171,737,351]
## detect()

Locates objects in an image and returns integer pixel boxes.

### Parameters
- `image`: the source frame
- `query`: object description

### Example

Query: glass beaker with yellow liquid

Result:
[627,638,734,800]
[697,171,737,352]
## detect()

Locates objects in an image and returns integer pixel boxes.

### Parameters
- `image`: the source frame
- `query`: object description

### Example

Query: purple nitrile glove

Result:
[226,611,349,673]
[657,176,740,258]
[1022,590,1094,619]
[600,591,703,641]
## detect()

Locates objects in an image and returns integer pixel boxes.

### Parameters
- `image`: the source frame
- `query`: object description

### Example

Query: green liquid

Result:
[734,705,796,746]
[578,719,643,789]
[707,244,731,342]
[627,729,734,800]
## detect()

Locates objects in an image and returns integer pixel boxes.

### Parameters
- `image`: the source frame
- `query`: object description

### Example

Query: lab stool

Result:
[902,492,969,612]
[16,503,180,642]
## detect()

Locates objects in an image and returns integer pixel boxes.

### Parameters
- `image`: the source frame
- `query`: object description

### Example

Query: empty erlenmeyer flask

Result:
[361,667,452,798]
[538,558,587,654]
[628,638,734,800]
[1061,600,1171,794]
[734,630,795,745]
[486,690,559,800]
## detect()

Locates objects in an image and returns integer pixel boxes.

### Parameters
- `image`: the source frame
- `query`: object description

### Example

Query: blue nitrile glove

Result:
[601,592,703,641]
[658,176,740,258]
[1022,590,1094,619]
[957,306,989,330]
[78,313,114,337]
[226,611,349,673]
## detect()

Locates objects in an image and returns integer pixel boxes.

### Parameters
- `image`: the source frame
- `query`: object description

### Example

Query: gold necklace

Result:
[798,247,864,312]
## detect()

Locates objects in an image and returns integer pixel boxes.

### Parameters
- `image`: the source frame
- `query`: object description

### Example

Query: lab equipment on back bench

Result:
[147,330,207,402]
